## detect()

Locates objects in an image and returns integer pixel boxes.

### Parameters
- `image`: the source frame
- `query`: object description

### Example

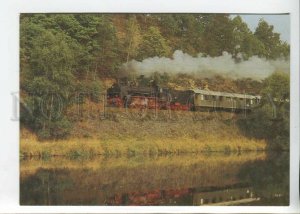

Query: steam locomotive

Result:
[106,80,261,112]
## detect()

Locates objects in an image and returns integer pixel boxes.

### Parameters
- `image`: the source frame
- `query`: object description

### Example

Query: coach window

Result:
[199,94,204,100]
[257,98,261,103]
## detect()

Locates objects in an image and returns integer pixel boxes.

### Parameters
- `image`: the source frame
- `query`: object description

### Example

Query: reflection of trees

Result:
[20,169,74,205]
[20,153,266,205]
[237,152,289,205]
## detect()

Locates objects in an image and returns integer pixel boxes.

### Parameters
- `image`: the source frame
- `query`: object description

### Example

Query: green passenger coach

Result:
[191,89,261,112]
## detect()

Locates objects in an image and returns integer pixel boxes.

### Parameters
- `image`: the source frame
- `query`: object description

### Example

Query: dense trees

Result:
[21,14,290,80]
[21,30,77,139]
[123,15,142,62]
[20,14,290,140]
[254,19,289,59]
[237,72,290,150]
[137,26,171,60]
[231,16,267,59]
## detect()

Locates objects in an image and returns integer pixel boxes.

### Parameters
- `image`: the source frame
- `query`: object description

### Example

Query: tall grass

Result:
[20,136,266,158]
[20,109,267,157]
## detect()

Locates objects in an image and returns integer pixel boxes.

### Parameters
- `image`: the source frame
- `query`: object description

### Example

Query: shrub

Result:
[37,129,51,140]
[49,118,72,139]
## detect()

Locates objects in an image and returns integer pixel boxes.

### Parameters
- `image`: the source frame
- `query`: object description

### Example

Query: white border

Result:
[0,0,299,213]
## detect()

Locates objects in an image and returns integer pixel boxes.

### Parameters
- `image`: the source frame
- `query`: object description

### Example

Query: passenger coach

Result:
[191,89,261,111]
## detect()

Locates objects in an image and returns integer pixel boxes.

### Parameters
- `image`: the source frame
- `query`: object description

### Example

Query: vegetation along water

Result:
[20,14,290,206]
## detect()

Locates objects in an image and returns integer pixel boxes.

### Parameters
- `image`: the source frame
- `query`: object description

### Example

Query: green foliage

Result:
[157,14,180,37]
[237,72,290,151]
[48,118,73,139]
[20,14,290,140]
[37,129,51,141]
[75,80,103,103]
[34,116,72,140]
[261,71,290,102]
[202,15,235,56]
[21,14,290,70]
[89,81,103,102]
[237,107,274,139]
[123,15,142,62]
[254,19,289,59]
[93,16,121,77]
[21,18,77,140]
[231,16,267,59]
[137,26,171,60]
[172,14,204,55]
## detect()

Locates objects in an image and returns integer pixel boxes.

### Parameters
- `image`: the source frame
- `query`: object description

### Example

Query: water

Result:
[20,151,289,206]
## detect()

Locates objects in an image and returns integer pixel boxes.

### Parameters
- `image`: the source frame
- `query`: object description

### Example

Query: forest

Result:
[20,14,290,149]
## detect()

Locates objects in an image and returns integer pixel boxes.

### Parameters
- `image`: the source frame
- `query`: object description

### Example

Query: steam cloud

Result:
[121,50,289,80]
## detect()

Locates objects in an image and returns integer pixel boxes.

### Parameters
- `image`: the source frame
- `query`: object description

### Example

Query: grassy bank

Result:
[20,137,266,158]
[21,110,267,157]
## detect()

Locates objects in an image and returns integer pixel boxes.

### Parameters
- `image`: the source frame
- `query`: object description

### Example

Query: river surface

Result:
[20,151,289,206]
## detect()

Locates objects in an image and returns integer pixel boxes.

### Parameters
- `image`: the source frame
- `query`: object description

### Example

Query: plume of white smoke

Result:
[121,50,289,80]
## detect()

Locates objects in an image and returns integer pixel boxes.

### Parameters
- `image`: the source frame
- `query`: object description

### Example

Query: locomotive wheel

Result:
[124,97,149,119]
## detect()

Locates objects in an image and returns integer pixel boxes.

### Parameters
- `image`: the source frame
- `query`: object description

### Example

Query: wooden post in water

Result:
[102,92,106,119]
[168,93,172,120]
[244,90,246,118]
[155,94,158,119]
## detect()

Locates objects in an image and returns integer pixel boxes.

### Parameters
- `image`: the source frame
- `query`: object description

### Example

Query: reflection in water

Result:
[237,152,289,206]
[20,152,289,205]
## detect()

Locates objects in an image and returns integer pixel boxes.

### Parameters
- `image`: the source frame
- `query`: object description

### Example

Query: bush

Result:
[237,104,289,151]
[89,81,103,103]
[237,107,274,139]
[37,129,51,140]
[49,118,72,139]
[36,117,72,140]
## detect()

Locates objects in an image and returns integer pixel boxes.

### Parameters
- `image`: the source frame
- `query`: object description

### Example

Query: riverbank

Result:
[20,136,266,158]
[20,110,268,157]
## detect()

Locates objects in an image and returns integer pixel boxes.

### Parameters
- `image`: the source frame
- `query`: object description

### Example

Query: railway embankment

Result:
[20,109,267,158]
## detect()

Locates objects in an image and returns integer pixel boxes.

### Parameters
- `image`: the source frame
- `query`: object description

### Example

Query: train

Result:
[106,80,261,112]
